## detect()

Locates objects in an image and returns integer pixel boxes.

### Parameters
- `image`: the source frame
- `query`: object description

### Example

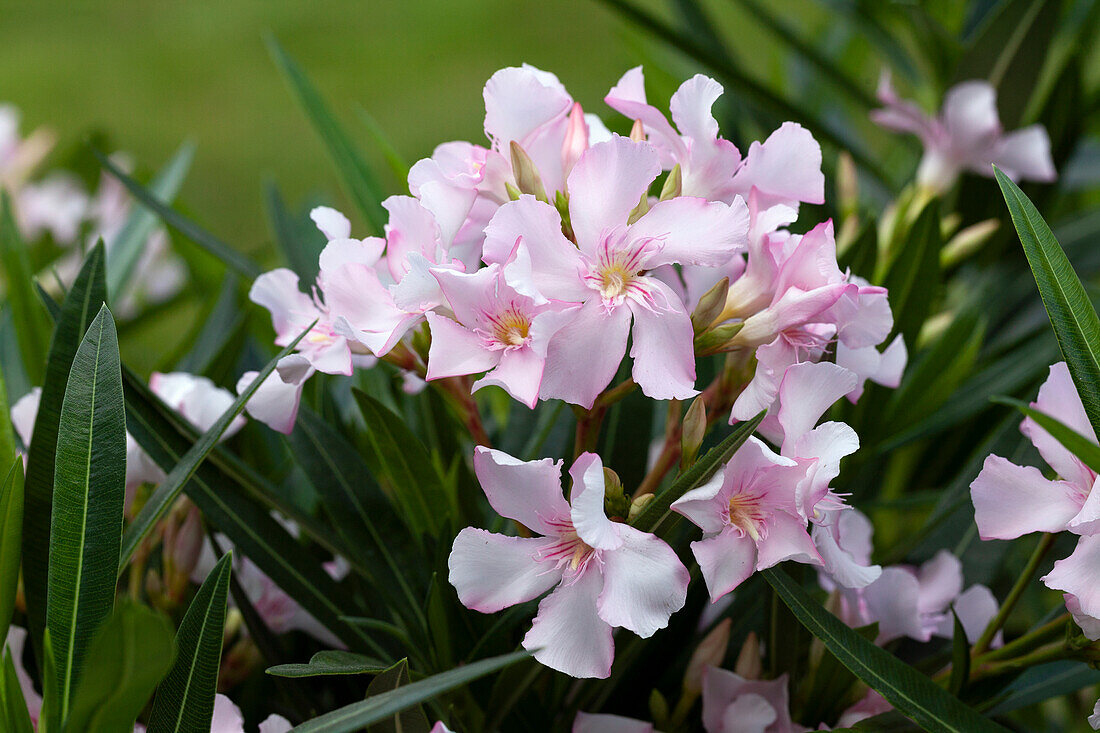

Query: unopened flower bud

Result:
[648,688,670,729]
[562,102,588,177]
[693,322,744,356]
[660,164,682,201]
[837,151,858,221]
[628,493,655,522]
[627,191,649,225]
[684,618,731,695]
[603,467,631,519]
[505,181,522,201]
[691,278,730,335]
[630,119,646,143]
[681,398,707,471]
[942,219,999,268]
[734,631,762,680]
[165,505,204,603]
[510,141,549,203]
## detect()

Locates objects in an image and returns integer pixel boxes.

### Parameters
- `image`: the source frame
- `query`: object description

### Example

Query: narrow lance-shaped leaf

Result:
[0,460,24,645]
[106,142,195,296]
[266,35,388,234]
[289,650,530,733]
[267,650,388,679]
[63,602,176,732]
[996,167,1100,439]
[148,552,233,733]
[46,305,126,719]
[92,148,261,279]
[630,412,764,533]
[21,243,107,659]
[880,199,943,348]
[0,358,17,470]
[2,646,35,733]
[120,322,313,566]
[0,192,50,384]
[762,567,1007,732]
[120,371,381,655]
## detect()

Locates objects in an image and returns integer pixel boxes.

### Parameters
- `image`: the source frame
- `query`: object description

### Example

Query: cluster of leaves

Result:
[2,0,1100,731]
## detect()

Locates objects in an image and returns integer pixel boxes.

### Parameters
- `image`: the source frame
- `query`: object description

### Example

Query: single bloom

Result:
[448,447,689,678]
[970,362,1100,541]
[701,667,802,733]
[671,436,823,603]
[483,135,749,407]
[871,71,1056,192]
[605,66,824,210]
[425,262,578,407]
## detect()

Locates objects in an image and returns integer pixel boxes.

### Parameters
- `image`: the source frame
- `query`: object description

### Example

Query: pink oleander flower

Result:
[12,373,245,503]
[409,65,610,268]
[0,103,54,189]
[425,263,578,408]
[605,67,824,210]
[970,362,1100,541]
[729,222,902,422]
[15,172,89,245]
[1043,534,1100,622]
[1066,593,1100,640]
[573,712,654,733]
[836,550,998,646]
[325,195,471,357]
[701,667,801,733]
[193,530,346,648]
[833,690,893,729]
[482,135,749,407]
[871,71,1056,192]
[212,693,291,733]
[448,447,689,678]
[1091,698,1100,731]
[671,435,822,603]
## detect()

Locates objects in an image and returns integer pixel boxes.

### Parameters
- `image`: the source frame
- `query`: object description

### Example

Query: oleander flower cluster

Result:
[238,64,908,683]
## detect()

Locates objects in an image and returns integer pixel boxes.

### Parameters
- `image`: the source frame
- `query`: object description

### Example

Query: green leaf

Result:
[266,35,387,234]
[120,370,380,656]
[106,143,195,297]
[21,242,107,664]
[267,650,388,678]
[0,460,23,644]
[0,193,50,384]
[289,650,529,733]
[352,389,449,538]
[838,220,879,282]
[994,396,1100,473]
[995,167,1100,440]
[92,148,261,279]
[986,661,1100,715]
[120,322,312,566]
[761,567,1007,732]
[356,107,410,182]
[364,658,430,733]
[880,200,943,348]
[288,407,428,628]
[63,602,175,733]
[2,643,35,733]
[630,413,764,533]
[954,0,1061,127]
[172,273,244,378]
[147,553,232,733]
[948,609,970,697]
[263,181,326,285]
[46,305,126,718]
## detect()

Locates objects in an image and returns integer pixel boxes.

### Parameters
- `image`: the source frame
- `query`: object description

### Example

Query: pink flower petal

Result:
[540,299,632,409]
[523,568,614,679]
[628,196,750,268]
[472,446,571,534]
[448,528,562,613]
[573,712,654,733]
[691,529,757,602]
[970,455,1083,540]
[569,452,622,551]
[424,312,500,381]
[596,524,689,637]
[755,511,822,570]
[1022,362,1096,492]
[1043,535,1100,618]
[310,206,351,240]
[628,279,698,401]
[730,122,825,208]
[567,137,661,252]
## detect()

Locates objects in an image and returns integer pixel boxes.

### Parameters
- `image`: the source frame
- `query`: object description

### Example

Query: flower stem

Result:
[977,613,1070,663]
[969,641,1072,682]
[972,533,1056,656]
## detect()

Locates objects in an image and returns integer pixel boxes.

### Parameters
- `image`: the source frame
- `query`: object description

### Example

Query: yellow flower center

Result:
[490,308,531,347]
[728,493,764,541]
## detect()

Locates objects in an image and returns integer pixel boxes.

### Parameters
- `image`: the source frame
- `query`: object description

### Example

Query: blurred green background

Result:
[0,1,649,252]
